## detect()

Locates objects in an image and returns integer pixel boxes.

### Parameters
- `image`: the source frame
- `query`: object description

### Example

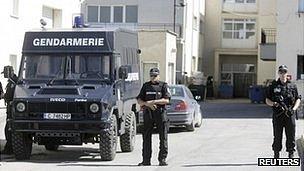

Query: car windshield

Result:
[20,54,111,81]
[169,86,184,97]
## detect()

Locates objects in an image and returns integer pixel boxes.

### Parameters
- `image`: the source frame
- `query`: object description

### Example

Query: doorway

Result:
[233,73,256,98]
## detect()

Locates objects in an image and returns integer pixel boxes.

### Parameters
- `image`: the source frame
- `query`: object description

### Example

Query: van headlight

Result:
[89,103,99,113]
[16,102,26,112]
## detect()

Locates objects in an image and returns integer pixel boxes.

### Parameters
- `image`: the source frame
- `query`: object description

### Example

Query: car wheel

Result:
[195,111,202,128]
[185,113,195,131]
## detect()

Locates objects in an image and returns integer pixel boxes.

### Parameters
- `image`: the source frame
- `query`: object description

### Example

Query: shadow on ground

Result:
[201,100,272,119]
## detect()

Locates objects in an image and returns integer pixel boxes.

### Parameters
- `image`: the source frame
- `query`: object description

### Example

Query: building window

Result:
[87,5,138,23]
[11,0,19,18]
[99,6,111,23]
[298,55,304,79]
[223,19,256,39]
[126,5,138,23]
[114,6,123,23]
[87,6,98,22]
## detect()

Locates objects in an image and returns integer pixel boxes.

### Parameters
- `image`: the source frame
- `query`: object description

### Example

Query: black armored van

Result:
[4,28,141,160]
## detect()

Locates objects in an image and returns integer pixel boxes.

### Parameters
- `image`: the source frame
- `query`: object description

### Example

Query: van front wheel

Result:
[12,131,32,160]
[99,115,118,161]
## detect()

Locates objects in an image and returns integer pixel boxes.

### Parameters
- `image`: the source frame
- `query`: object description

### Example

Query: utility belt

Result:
[143,107,168,123]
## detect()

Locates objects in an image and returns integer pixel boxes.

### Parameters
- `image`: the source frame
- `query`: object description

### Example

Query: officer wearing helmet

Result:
[266,65,301,158]
[0,66,18,155]
[136,68,171,166]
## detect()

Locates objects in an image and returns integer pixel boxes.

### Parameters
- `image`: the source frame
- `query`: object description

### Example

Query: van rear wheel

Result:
[120,112,136,152]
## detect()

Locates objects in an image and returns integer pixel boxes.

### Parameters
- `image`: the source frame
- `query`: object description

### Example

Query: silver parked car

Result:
[138,85,202,132]
[166,85,202,131]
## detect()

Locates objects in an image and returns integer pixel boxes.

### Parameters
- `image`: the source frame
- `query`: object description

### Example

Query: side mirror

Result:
[2,66,14,78]
[118,66,130,79]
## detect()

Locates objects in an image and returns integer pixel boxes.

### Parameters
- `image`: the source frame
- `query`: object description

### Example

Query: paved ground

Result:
[0,99,303,171]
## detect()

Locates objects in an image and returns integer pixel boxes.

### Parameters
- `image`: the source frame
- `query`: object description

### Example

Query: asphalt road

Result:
[0,99,303,171]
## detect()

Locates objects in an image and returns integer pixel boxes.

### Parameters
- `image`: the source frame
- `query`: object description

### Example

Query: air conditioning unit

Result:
[299,0,304,13]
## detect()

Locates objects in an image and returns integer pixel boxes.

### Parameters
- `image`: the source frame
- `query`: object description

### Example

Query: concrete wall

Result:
[138,30,176,84]
[256,0,276,84]
[277,0,304,79]
[223,1,257,13]
[204,0,222,76]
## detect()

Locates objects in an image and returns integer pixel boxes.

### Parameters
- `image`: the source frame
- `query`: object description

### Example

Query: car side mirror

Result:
[2,66,14,79]
[118,65,131,79]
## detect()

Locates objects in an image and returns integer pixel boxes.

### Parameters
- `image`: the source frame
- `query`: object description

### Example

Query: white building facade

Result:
[0,0,80,106]
[0,0,80,77]
[277,0,304,104]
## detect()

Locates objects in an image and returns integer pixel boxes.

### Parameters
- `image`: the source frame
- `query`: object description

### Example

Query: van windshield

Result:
[20,54,111,81]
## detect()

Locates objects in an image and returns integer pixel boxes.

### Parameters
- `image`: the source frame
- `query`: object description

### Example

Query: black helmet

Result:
[278,65,288,72]
[149,68,160,76]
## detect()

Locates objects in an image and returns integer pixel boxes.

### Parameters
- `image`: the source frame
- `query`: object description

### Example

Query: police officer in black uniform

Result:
[137,68,171,166]
[0,81,3,99]
[266,65,301,158]
[0,68,18,155]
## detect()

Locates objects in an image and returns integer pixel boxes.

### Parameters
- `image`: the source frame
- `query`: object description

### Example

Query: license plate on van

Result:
[43,113,71,120]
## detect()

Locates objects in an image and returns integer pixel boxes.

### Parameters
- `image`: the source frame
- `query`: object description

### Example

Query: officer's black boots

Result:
[288,152,294,158]
[159,159,168,166]
[138,162,151,166]
[274,151,280,158]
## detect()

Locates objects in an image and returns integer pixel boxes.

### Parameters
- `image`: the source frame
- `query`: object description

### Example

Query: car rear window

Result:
[169,87,184,97]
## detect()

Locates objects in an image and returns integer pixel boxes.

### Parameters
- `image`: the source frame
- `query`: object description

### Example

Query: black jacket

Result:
[4,74,18,103]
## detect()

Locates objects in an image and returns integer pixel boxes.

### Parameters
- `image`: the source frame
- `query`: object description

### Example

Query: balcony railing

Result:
[261,28,276,44]
[260,28,276,61]
[86,22,183,38]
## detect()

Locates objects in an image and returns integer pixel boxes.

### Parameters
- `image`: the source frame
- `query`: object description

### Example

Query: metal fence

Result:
[261,28,276,44]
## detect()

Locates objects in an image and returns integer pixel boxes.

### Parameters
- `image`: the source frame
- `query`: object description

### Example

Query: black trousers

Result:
[142,108,169,163]
[272,113,296,153]
[4,104,12,150]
